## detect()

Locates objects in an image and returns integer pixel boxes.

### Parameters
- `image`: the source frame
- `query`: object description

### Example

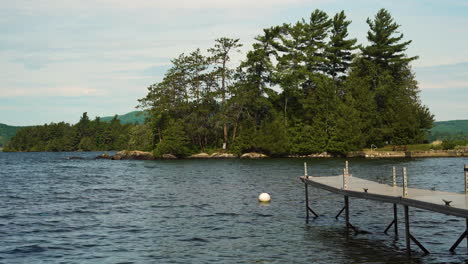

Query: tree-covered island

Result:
[4,9,435,157]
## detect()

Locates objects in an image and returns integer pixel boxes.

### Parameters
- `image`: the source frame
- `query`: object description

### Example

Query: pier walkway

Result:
[300,163,468,255]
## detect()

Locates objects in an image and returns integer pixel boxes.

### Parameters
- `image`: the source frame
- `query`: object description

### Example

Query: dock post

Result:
[303,163,318,223]
[305,183,310,222]
[404,205,411,255]
[385,203,399,237]
[345,196,349,228]
[403,167,408,197]
[404,205,429,255]
[393,167,398,237]
[343,168,348,190]
[464,164,468,193]
[449,218,468,253]
[345,160,349,176]
[393,204,398,237]
[304,162,308,178]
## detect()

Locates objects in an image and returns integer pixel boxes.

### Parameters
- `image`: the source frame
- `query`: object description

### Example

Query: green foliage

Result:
[361,8,418,67]
[134,8,434,156]
[4,113,138,152]
[0,124,24,147]
[153,121,191,157]
[324,11,357,79]
[376,143,443,152]
[442,141,457,150]
[441,140,468,150]
[128,124,154,151]
[429,120,468,141]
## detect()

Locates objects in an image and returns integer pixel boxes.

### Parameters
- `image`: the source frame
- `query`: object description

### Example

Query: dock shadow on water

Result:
[1,152,468,263]
[303,225,424,264]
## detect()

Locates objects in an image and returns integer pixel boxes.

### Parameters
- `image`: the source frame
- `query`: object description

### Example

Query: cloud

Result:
[415,61,468,90]
[0,86,105,98]
[419,81,468,90]
[5,0,323,12]
[1,0,467,125]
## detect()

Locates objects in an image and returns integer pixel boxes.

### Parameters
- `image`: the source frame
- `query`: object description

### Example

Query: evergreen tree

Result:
[324,11,357,80]
[350,8,433,146]
[361,8,418,68]
[208,37,243,150]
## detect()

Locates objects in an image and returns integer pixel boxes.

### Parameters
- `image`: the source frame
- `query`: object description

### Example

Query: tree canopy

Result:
[137,8,433,156]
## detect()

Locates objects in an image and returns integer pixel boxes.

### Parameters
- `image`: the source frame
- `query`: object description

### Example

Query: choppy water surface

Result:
[1,152,468,263]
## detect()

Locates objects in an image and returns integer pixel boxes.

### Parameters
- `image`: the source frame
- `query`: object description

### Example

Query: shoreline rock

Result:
[95,149,468,160]
[188,153,211,159]
[240,152,268,159]
[112,150,155,160]
[286,152,333,158]
[95,153,112,159]
[209,152,237,158]
[162,154,177,159]
[347,150,468,158]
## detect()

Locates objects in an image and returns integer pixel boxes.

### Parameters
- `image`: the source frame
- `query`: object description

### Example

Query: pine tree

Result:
[208,37,242,150]
[324,11,357,80]
[361,8,418,68]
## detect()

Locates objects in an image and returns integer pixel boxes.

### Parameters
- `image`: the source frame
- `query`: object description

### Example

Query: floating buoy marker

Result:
[258,193,271,203]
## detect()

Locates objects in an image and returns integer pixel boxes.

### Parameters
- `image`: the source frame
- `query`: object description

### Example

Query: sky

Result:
[1,0,467,126]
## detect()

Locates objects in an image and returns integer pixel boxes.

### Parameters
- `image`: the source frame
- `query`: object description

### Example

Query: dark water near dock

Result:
[1,152,468,263]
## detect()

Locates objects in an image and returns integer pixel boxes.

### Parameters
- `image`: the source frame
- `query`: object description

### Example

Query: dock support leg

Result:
[404,205,411,255]
[404,205,429,255]
[345,195,350,230]
[344,196,357,233]
[335,206,345,219]
[304,183,318,223]
[384,204,398,238]
[394,203,398,237]
[449,218,468,253]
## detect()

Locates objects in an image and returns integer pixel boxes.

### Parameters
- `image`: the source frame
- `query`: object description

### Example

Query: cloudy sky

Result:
[1,0,467,125]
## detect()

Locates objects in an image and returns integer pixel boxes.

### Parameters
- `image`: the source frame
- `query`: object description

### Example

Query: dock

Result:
[300,163,468,255]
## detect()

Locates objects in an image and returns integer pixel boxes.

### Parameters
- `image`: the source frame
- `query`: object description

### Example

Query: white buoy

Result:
[258,193,271,202]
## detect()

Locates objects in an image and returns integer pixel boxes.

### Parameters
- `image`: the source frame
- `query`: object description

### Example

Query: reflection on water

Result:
[0,152,468,263]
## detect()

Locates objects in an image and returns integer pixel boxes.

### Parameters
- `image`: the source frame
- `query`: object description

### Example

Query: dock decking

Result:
[301,175,468,218]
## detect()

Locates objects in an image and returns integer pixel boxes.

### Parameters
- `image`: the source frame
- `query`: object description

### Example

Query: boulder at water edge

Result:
[240,152,268,159]
[162,154,177,159]
[111,150,155,160]
[188,153,211,159]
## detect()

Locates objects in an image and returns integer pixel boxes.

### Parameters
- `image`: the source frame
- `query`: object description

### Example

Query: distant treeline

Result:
[3,113,152,152]
[5,9,435,156]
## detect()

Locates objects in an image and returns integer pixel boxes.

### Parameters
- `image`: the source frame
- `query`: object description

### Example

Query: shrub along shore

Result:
[95,149,468,160]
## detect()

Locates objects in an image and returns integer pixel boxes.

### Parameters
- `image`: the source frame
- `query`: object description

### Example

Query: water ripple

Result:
[1,152,468,263]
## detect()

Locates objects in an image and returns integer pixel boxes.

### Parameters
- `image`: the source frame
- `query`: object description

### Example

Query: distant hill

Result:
[429,120,468,141]
[100,111,147,125]
[0,124,24,147]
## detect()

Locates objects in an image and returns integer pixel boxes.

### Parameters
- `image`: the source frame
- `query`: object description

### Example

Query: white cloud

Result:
[6,0,323,11]
[419,80,468,90]
[0,86,104,97]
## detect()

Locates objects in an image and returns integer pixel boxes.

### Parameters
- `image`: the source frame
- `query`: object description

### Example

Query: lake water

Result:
[1,152,468,263]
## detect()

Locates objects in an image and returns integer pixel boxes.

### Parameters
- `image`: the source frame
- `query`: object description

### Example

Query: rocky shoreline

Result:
[347,150,468,158]
[95,150,269,160]
[95,149,468,160]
